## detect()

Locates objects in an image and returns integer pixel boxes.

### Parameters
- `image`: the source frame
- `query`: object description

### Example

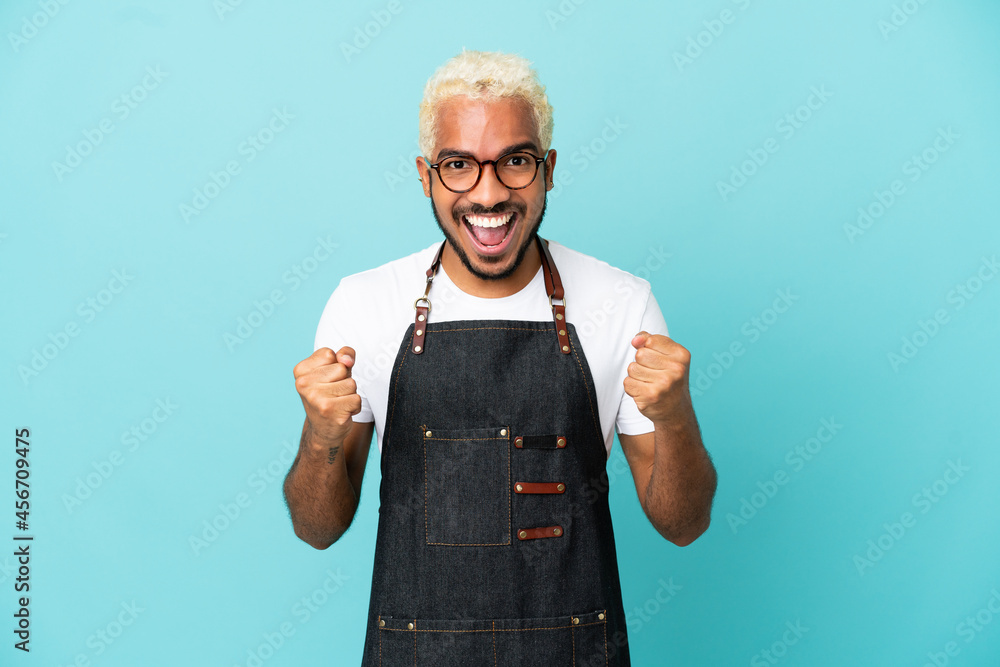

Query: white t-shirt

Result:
[313,239,669,458]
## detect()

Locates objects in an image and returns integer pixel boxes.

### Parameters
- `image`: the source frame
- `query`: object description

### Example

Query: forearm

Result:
[643,411,717,546]
[283,420,358,549]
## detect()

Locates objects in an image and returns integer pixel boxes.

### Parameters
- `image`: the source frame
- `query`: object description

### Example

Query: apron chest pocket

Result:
[378,609,608,666]
[422,425,511,546]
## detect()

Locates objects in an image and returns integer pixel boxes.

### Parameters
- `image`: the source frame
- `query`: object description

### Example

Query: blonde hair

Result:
[418,50,554,160]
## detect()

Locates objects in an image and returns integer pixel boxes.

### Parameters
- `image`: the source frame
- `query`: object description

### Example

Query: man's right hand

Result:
[293,346,363,447]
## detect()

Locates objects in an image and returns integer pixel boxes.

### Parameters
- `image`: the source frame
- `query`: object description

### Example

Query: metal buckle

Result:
[414,296,432,312]
[548,294,565,309]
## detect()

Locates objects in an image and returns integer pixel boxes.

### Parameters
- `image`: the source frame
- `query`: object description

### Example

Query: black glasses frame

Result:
[426,149,550,193]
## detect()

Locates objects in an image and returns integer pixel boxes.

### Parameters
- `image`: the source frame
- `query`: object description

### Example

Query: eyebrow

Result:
[435,141,541,162]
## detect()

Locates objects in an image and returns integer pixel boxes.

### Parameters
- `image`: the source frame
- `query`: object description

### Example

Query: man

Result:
[283,50,716,666]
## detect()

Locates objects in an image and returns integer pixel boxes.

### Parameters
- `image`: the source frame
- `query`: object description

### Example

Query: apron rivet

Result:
[572,616,579,624]
[557,437,566,448]
[414,345,422,353]
[559,329,566,336]
[515,437,523,447]
[556,483,565,492]
[407,622,414,630]
[379,619,385,627]
[515,484,523,492]
[500,428,507,436]
[561,345,569,353]
[417,314,425,322]
[425,430,432,437]
[553,527,562,536]
[416,328,423,336]
[556,313,563,320]
[518,530,527,539]
[598,612,605,620]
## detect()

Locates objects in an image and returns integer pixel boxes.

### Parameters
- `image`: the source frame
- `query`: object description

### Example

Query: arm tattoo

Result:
[327,446,341,465]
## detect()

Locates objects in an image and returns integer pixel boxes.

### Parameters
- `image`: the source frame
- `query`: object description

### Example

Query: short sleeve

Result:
[313,279,375,423]
[614,288,669,436]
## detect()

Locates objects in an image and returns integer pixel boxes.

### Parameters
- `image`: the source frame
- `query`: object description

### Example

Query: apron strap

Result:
[537,236,571,354]
[412,236,569,355]
[410,242,444,355]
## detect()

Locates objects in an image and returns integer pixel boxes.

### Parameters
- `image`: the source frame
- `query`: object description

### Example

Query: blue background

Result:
[3,0,999,665]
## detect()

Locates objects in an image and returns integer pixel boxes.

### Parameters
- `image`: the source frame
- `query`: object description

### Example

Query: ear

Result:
[416,156,432,198]
[543,149,557,191]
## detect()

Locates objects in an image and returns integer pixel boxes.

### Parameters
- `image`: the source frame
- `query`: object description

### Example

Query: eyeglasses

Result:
[426,149,550,193]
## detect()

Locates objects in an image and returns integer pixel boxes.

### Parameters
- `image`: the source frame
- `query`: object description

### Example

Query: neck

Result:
[440,239,543,298]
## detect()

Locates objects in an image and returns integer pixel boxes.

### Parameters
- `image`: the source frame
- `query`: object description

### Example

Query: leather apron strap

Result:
[411,235,570,355]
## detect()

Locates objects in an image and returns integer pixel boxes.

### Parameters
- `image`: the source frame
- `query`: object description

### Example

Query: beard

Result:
[430,182,548,282]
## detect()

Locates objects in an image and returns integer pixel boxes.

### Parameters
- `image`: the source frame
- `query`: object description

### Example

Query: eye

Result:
[505,155,528,166]
[442,158,471,170]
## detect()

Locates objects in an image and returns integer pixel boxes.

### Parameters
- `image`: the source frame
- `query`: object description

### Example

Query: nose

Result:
[465,161,510,209]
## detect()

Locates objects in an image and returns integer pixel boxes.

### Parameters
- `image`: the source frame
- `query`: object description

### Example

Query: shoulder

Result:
[545,238,652,305]
[315,241,441,342]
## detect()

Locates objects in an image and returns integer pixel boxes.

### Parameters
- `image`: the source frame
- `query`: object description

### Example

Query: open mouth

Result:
[461,211,518,256]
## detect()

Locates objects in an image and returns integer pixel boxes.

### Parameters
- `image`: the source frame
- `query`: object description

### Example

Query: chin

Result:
[429,194,547,283]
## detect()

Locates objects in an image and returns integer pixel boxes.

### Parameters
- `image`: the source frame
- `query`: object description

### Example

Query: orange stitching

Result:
[384,329,413,445]
[424,427,511,547]
[428,326,550,333]
[505,428,511,543]
[568,334,602,449]
[379,620,606,633]
[413,621,416,667]
[492,620,497,666]
[426,541,509,546]
[602,611,608,666]
[423,431,429,545]
[378,614,382,667]
[423,436,508,441]
[572,624,576,665]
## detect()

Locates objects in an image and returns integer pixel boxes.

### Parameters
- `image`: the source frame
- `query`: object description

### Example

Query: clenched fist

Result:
[293,346,363,446]
[623,331,693,425]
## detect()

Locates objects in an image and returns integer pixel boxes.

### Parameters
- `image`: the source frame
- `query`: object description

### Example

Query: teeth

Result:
[465,213,513,228]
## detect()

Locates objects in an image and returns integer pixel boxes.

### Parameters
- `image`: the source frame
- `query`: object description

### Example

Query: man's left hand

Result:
[623,331,693,425]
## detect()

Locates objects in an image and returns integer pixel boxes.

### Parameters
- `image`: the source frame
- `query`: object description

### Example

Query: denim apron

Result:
[360,236,631,666]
